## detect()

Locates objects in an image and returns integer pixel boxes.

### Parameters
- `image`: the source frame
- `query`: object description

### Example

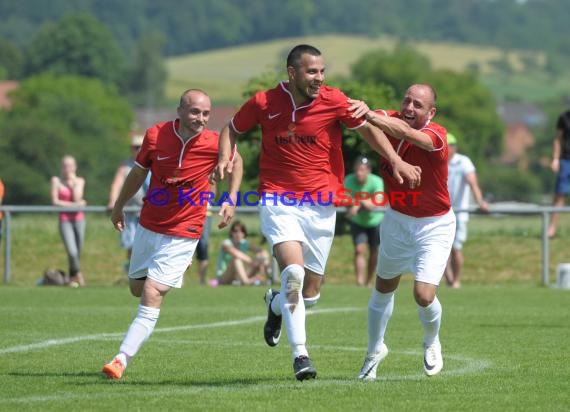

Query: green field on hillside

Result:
[166,34,563,105]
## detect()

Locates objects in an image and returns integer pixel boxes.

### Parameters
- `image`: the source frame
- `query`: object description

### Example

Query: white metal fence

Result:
[1,204,570,285]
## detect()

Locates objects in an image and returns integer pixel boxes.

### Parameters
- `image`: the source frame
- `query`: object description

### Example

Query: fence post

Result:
[3,211,11,283]
[541,211,549,286]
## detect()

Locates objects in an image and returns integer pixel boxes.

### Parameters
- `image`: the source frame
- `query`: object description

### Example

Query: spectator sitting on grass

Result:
[210,220,270,286]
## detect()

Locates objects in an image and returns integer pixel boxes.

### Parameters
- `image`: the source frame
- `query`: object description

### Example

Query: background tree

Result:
[427,69,503,163]
[350,46,503,162]
[2,0,570,57]
[0,74,133,205]
[123,32,168,108]
[351,44,432,100]
[0,38,24,79]
[24,13,125,86]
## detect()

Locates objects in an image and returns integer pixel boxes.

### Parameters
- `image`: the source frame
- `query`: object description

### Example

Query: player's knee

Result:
[281,264,304,304]
[415,296,433,307]
[414,289,435,307]
[414,280,432,305]
[303,293,320,308]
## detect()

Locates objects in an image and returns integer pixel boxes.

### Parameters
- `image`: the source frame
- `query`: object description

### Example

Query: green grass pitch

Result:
[0,283,568,411]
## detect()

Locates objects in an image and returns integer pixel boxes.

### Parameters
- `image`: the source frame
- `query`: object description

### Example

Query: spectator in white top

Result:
[445,133,489,288]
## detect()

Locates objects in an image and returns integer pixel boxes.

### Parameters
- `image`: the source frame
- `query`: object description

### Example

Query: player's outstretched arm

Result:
[218,152,243,229]
[348,99,436,151]
[216,124,239,181]
[357,123,422,189]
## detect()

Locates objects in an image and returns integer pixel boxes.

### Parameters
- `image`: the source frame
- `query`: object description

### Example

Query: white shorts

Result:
[129,225,198,288]
[378,208,456,285]
[259,196,336,275]
[120,213,139,250]
[453,219,468,250]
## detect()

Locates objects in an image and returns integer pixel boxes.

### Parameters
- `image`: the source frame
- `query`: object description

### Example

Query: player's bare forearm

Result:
[358,125,421,188]
[348,98,434,150]
[218,125,234,161]
[216,124,238,179]
[218,152,243,228]
[358,123,400,165]
[108,167,127,208]
[227,152,243,200]
[113,165,148,210]
[365,112,435,151]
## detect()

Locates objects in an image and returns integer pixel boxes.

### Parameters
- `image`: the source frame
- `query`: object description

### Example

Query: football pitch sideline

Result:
[0,284,568,411]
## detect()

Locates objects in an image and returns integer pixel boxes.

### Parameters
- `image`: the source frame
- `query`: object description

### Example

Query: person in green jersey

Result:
[344,156,384,287]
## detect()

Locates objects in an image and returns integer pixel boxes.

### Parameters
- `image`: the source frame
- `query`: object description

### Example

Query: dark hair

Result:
[286,44,321,69]
[230,220,247,237]
[353,155,371,168]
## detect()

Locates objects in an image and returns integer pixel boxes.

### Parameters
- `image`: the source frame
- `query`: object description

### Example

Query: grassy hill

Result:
[166,34,569,105]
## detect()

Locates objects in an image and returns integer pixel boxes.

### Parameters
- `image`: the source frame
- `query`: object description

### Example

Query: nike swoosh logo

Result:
[268,113,281,119]
[362,364,376,377]
[157,155,170,161]
[424,358,435,370]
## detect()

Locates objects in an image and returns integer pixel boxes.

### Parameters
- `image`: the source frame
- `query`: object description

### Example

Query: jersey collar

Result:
[279,81,318,111]
[173,119,201,143]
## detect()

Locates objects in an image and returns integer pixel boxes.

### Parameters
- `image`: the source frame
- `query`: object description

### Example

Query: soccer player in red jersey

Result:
[349,84,455,380]
[102,89,242,380]
[216,44,422,381]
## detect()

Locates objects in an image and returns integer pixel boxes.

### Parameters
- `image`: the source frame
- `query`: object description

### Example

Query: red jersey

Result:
[136,119,221,239]
[376,110,450,218]
[231,82,365,199]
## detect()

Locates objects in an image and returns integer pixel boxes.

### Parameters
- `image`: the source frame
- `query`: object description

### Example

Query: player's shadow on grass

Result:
[6,371,99,378]
[477,323,566,329]
[110,377,273,386]
[6,370,273,386]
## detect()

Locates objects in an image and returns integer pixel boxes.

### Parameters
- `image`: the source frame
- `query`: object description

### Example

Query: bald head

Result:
[405,84,437,108]
[406,83,437,107]
[179,88,210,108]
[400,84,438,130]
[177,88,211,137]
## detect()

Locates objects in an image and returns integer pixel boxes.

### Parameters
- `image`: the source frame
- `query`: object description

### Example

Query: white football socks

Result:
[367,289,394,355]
[279,264,308,360]
[270,290,282,315]
[118,304,160,364]
[303,293,320,308]
[418,296,442,346]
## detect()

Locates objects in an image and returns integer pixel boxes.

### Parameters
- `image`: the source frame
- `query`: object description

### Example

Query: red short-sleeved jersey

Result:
[376,110,451,218]
[136,119,221,239]
[231,82,365,199]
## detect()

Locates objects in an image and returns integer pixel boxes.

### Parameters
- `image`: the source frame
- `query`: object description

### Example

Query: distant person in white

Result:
[445,133,489,288]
